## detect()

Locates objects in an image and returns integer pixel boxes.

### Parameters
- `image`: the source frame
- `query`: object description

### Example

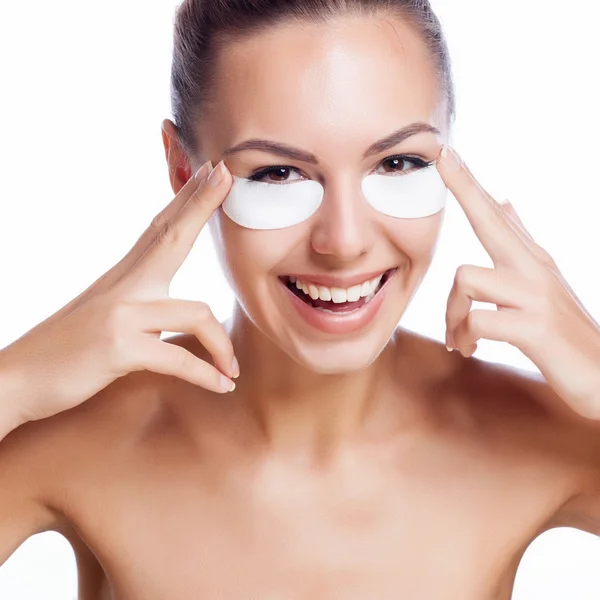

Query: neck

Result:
[224,303,414,462]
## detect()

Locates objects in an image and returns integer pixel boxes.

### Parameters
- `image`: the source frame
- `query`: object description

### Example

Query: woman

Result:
[1,0,600,598]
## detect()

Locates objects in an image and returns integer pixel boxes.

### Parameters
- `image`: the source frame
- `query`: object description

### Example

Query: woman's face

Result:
[200,15,449,374]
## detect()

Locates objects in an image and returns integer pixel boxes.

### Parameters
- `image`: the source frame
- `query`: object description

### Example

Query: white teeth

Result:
[369,274,384,292]
[289,271,388,303]
[319,286,332,301]
[308,284,320,300]
[330,288,348,304]
[347,284,362,302]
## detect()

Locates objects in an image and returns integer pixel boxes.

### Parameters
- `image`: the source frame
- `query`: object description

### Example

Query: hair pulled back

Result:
[170,0,455,160]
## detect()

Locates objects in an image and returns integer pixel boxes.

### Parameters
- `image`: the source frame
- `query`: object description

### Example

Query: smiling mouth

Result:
[279,268,397,314]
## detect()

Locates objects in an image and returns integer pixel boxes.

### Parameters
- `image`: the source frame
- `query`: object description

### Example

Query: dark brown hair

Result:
[170,0,455,161]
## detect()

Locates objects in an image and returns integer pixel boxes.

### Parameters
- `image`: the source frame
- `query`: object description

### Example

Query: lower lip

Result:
[279,270,397,335]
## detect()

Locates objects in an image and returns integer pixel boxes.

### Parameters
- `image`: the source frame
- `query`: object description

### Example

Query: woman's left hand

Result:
[436,145,600,421]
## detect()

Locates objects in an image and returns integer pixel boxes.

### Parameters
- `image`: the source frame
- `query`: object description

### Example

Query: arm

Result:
[0,358,72,567]
[0,361,28,442]
[533,377,600,538]
[0,420,66,568]
[554,420,600,537]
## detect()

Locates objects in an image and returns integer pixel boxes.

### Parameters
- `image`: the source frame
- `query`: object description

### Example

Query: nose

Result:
[310,178,376,263]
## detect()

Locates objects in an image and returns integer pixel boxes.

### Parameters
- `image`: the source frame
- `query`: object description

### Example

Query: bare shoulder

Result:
[482,359,600,537]
[0,335,199,522]
[400,329,600,537]
[0,335,207,584]
[2,329,234,491]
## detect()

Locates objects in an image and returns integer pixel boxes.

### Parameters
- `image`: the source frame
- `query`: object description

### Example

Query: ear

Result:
[161,119,193,195]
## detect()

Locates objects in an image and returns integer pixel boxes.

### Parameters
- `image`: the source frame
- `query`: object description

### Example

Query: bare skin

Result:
[3,331,600,600]
[2,13,600,600]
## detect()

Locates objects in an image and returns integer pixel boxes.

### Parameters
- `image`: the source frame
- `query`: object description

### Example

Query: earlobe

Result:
[161,118,192,195]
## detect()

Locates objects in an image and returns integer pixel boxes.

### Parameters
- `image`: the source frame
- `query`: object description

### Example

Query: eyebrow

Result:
[222,122,441,164]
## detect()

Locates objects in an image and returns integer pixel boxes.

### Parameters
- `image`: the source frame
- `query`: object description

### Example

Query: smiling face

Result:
[198,14,450,374]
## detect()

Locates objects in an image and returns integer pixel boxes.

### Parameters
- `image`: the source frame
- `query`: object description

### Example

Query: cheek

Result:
[385,211,444,261]
[214,210,300,286]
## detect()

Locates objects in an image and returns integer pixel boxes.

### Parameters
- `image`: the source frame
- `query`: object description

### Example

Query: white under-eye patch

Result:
[361,165,448,219]
[222,177,324,230]
[222,165,447,230]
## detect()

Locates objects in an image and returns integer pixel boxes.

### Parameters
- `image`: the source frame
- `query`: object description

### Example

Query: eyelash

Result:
[247,154,432,184]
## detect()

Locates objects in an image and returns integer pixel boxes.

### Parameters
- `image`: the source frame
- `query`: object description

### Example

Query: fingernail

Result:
[231,356,240,379]
[195,160,212,182]
[445,331,454,352]
[442,146,462,172]
[208,160,226,187]
[434,146,445,164]
[220,374,236,393]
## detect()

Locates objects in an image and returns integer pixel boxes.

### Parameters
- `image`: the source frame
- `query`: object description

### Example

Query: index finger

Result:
[121,160,213,267]
[50,160,214,317]
[134,160,233,282]
[435,146,537,269]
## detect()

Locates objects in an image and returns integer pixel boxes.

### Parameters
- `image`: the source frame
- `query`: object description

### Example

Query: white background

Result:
[1,0,600,598]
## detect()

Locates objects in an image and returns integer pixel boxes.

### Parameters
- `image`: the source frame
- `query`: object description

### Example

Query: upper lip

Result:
[281,268,396,289]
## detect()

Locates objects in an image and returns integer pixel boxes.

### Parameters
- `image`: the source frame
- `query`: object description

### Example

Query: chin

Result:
[271,309,400,375]
[291,339,390,374]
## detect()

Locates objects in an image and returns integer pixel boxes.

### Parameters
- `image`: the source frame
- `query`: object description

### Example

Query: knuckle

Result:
[172,346,192,371]
[105,300,129,332]
[537,246,558,270]
[188,188,206,206]
[103,302,133,355]
[195,301,213,321]
[492,200,507,218]
[105,334,130,374]
[455,264,473,287]
[155,218,178,247]
[150,210,168,233]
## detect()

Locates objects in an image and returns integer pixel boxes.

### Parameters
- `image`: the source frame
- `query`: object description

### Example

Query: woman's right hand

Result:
[0,159,238,431]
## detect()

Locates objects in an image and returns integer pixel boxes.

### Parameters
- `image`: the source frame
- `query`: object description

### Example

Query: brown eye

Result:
[266,167,291,182]
[249,166,304,184]
[375,156,425,177]
[381,157,407,173]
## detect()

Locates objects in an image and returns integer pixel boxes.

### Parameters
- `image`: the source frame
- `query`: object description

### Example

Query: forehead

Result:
[204,15,446,157]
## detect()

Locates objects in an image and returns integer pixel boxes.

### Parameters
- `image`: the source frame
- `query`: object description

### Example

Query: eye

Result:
[247,166,304,184]
[246,154,432,184]
[374,155,431,176]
